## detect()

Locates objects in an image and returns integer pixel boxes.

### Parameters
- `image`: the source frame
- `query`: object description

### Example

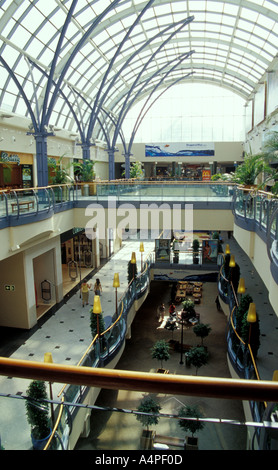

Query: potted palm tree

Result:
[178,404,205,450]
[25,380,51,450]
[73,159,96,195]
[151,340,170,373]
[232,152,273,189]
[136,395,161,449]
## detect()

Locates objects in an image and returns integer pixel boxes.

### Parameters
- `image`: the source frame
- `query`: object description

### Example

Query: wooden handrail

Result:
[0,357,277,403]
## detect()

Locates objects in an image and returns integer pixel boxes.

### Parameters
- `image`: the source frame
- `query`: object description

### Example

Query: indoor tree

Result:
[151,339,170,370]
[178,404,205,447]
[186,346,209,375]
[193,323,211,347]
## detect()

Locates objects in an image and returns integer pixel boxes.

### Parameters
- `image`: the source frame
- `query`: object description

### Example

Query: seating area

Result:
[175,280,203,304]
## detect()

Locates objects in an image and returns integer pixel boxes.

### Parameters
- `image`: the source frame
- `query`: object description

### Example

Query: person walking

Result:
[94,278,102,296]
[157,302,165,322]
[81,281,91,307]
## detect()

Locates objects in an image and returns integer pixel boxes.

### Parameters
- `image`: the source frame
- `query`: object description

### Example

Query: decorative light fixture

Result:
[229,254,236,267]
[247,302,256,345]
[44,352,54,426]
[237,278,246,295]
[113,273,120,318]
[139,242,144,271]
[93,295,102,338]
[113,272,120,288]
[93,295,102,314]
[272,370,278,381]
[225,244,230,255]
[130,252,136,280]
[247,302,256,323]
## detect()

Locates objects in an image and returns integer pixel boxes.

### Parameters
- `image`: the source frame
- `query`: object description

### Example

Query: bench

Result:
[11,200,35,213]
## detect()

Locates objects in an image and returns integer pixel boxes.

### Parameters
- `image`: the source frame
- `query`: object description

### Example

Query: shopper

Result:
[157,302,165,322]
[94,278,102,296]
[81,281,91,307]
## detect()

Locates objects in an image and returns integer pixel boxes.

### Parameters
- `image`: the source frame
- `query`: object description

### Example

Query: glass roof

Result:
[0,0,277,138]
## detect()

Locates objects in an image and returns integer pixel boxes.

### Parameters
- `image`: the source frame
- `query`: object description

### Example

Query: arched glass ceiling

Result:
[0,0,277,136]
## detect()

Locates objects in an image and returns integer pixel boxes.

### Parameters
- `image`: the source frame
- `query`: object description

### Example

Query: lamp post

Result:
[113,273,120,318]
[44,352,54,428]
[225,244,230,255]
[237,277,246,300]
[247,302,257,345]
[229,254,236,267]
[93,295,102,338]
[130,251,136,280]
[179,312,186,365]
[139,242,144,272]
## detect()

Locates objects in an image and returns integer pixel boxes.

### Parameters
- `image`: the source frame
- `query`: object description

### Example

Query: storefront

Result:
[0,151,34,189]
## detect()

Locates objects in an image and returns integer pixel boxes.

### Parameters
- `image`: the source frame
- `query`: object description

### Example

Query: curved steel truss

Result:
[0,1,277,182]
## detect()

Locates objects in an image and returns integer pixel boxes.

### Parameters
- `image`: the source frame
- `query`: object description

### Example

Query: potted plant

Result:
[122,161,144,179]
[73,159,96,195]
[136,395,161,449]
[181,299,195,317]
[25,380,51,450]
[48,155,71,202]
[127,259,138,284]
[193,323,211,347]
[192,239,200,264]
[90,308,106,339]
[185,346,209,375]
[48,155,70,185]
[232,152,273,188]
[151,339,170,373]
[178,404,205,450]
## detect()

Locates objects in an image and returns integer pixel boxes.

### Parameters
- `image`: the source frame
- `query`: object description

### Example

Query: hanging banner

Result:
[145,142,215,157]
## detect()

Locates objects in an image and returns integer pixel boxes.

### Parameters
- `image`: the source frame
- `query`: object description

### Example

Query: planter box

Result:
[141,430,155,450]
[184,436,198,450]
[156,368,169,374]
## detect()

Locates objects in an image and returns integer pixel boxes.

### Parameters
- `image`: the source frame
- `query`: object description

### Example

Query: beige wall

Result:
[234,224,278,316]
[0,252,30,328]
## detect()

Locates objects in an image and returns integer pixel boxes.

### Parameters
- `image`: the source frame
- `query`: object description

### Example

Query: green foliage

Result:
[136,395,161,430]
[151,340,170,368]
[229,263,241,293]
[186,346,209,374]
[90,309,106,339]
[122,161,144,179]
[235,294,253,335]
[241,313,261,358]
[48,154,70,184]
[73,159,95,182]
[193,323,211,346]
[232,153,273,186]
[234,293,260,357]
[181,299,195,316]
[127,260,138,283]
[178,404,205,437]
[25,380,50,440]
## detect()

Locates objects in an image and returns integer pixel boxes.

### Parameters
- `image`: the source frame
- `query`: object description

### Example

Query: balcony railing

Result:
[0,181,235,227]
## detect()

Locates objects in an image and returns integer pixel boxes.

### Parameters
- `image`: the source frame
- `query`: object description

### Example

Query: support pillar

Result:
[35,134,49,188]
[124,153,131,179]
[108,149,115,181]
[82,143,91,160]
